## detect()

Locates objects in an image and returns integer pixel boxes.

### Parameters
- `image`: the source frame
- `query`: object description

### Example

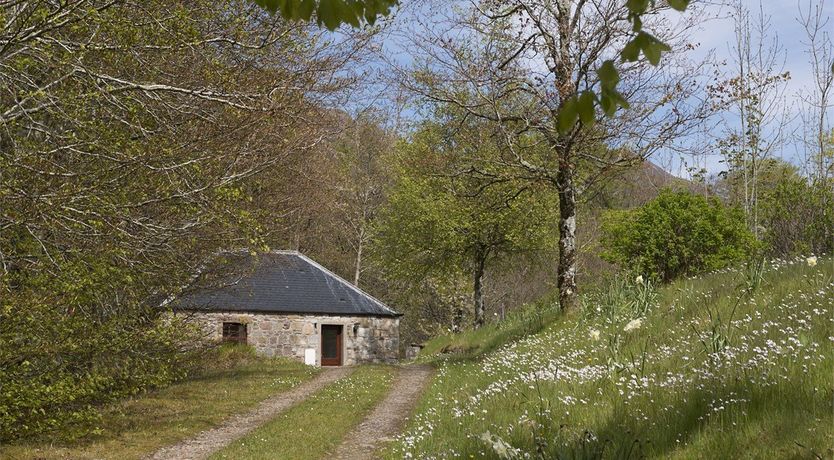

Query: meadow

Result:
[388,256,834,459]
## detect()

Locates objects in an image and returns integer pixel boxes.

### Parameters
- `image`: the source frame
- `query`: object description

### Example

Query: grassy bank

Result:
[417,292,561,362]
[388,256,834,459]
[211,365,396,460]
[0,346,318,460]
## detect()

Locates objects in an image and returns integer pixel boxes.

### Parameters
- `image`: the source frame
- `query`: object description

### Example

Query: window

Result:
[222,322,247,344]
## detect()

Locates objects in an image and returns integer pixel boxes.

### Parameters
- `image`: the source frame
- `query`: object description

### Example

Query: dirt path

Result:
[330,364,434,460]
[148,366,353,460]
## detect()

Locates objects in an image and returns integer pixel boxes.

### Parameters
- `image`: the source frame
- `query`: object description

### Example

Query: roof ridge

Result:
[269,249,301,255]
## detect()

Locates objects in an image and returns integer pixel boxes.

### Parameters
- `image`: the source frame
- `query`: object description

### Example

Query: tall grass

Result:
[388,256,833,459]
[417,292,561,363]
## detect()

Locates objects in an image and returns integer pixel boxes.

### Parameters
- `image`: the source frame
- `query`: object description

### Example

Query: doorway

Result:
[320,324,343,366]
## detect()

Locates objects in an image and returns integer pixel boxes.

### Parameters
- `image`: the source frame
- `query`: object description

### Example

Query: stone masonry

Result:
[183,311,399,365]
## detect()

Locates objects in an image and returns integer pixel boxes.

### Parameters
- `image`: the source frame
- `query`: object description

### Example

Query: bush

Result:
[601,189,756,281]
[0,301,202,442]
[759,175,833,256]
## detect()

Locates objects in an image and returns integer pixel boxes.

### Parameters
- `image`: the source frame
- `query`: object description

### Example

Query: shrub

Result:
[0,301,202,442]
[759,175,833,256]
[601,189,756,281]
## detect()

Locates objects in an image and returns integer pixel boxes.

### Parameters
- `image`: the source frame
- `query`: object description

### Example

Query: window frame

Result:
[221,322,247,345]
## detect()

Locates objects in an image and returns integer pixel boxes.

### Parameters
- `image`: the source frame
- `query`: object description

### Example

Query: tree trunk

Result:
[555,159,578,312]
[473,253,486,328]
[353,237,363,286]
[551,2,578,313]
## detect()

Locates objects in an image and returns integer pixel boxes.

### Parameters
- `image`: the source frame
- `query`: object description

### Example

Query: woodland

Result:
[0,0,832,444]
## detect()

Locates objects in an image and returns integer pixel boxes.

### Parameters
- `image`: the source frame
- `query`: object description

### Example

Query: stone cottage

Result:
[173,250,401,366]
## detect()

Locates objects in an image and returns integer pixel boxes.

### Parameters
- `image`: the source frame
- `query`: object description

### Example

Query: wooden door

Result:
[320,325,343,366]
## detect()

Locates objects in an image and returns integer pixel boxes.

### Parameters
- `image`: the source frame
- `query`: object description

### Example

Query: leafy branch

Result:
[558,0,692,133]
[253,0,398,30]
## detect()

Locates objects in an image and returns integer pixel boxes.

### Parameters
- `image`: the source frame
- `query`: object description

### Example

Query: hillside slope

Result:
[388,257,833,459]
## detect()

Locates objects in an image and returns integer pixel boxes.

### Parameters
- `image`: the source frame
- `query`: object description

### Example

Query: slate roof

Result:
[174,250,400,317]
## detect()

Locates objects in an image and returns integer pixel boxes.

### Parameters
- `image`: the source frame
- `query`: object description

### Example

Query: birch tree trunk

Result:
[473,253,486,328]
[555,157,578,312]
[354,232,363,286]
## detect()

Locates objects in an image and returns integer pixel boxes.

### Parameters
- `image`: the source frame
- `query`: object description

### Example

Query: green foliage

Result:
[375,121,557,277]
[1,1,323,442]
[759,171,833,256]
[253,0,397,30]
[0,302,201,442]
[372,120,558,327]
[601,189,756,281]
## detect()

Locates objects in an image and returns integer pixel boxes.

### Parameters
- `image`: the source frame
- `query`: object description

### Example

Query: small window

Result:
[222,322,247,344]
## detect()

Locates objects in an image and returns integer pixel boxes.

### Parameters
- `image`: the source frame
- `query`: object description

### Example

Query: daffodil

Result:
[589,329,601,341]
[624,318,643,332]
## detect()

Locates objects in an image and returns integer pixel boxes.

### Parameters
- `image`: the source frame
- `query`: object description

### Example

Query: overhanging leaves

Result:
[253,0,398,30]
[557,1,687,133]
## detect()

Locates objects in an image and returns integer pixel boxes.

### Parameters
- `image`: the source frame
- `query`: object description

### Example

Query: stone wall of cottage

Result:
[181,311,399,365]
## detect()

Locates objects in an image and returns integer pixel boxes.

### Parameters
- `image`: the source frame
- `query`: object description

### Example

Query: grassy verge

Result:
[0,346,318,460]
[212,365,396,460]
[417,292,561,362]
[388,256,834,459]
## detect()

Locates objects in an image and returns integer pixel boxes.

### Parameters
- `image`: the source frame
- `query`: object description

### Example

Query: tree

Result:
[0,0,370,439]
[240,110,394,289]
[709,0,790,238]
[330,113,395,286]
[256,0,693,134]
[797,0,834,181]
[373,120,557,328]
[756,160,834,256]
[1,1,365,290]
[254,0,398,30]
[797,1,833,255]
[395,0,709,311]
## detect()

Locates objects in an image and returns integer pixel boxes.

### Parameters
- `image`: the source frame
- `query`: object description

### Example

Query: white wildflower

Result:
[636,275,644,284]
[806,256,817,267]
[589,329,601,341]
[479,431,521,459]
[624,318,643,332]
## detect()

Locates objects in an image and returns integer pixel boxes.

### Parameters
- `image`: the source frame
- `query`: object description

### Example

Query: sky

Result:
[369,0,833,179]
[654,0,834,178]
[691,0,832,90]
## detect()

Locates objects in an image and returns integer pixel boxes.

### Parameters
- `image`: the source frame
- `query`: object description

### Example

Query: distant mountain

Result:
[588,160,698,209]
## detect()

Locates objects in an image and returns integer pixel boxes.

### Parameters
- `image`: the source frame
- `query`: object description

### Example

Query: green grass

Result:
[0,346,318,460]
[211,365,396,460]
[387,256,834,459]
[417,292,562,362]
